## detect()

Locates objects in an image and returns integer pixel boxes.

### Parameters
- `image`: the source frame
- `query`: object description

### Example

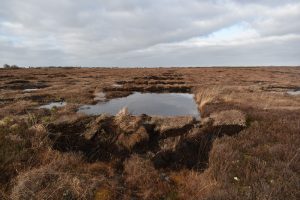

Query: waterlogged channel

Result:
[78,92,200,118]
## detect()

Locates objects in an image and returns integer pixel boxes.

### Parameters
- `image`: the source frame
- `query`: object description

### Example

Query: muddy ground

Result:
[0,67,299,200]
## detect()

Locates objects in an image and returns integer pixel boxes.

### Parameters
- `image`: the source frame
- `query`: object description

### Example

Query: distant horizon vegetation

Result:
[2,63,300,69]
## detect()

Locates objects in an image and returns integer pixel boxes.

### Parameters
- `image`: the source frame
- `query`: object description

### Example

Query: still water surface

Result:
[78,92,199,117]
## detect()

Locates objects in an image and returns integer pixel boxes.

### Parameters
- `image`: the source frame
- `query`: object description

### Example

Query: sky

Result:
[0,0,299,67]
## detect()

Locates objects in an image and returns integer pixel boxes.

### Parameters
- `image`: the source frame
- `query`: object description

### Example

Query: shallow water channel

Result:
[78,92,200,118]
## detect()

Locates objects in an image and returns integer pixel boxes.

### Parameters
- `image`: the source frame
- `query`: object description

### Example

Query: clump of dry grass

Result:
[170,170,217,200]
[117,126,149,150]
[11,152,116,200]
[0,115,90,198]
[0,116,33,188]
[195,86,222,115]
[123,154,172,200]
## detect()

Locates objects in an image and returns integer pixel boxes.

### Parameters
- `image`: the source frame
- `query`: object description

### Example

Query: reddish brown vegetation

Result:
[0,67,299,199]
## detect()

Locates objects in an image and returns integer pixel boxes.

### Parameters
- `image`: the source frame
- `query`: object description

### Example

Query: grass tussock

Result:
[195,86,222,115]
[0,116,48,187]
[123,154,172,200]
[170,170,217,200]
[11,153,114,200]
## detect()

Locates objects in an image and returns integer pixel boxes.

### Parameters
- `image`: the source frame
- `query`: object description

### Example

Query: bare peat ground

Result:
[0,67,299,200]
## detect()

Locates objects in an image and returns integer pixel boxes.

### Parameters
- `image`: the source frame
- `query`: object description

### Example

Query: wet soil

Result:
[47,111,246,171]
[2,80,48,90]
[103,72,192,99]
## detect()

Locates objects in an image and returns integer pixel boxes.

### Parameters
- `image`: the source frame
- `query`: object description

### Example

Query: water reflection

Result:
[78,92,199,117]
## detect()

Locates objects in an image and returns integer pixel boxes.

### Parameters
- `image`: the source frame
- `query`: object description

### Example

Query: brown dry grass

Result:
[170,170,217,200]
[0,67,299,199]
[123,154,172,200]
[205,109,300,200]
[195,86,222,114]
[11,152,115,200]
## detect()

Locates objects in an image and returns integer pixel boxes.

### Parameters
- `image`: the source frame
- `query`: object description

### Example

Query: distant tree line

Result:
[3,64,20,69]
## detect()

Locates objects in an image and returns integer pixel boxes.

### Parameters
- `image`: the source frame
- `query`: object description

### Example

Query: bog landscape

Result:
[0,67,299,199]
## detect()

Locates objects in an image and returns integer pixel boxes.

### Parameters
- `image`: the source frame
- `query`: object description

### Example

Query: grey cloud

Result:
[0,0,299,67]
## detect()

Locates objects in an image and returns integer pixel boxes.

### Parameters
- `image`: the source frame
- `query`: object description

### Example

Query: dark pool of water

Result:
[78,92,200,118]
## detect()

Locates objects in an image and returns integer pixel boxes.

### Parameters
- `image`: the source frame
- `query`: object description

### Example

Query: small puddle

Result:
[78,92,200,118]
[23,88,40,92]
[112,83,122,88]
[287,89,300,95]
[39,102,66,109]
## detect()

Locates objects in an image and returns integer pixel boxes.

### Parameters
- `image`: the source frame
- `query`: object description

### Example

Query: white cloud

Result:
[0,0,299,67]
